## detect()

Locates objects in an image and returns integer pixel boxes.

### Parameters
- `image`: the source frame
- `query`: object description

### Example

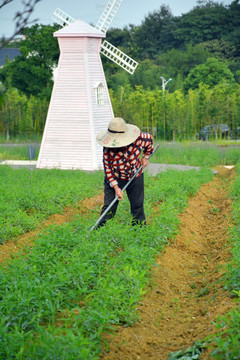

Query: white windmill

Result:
[37,0,138,171]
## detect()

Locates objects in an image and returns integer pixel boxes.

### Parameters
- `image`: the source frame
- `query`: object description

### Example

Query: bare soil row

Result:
[100,166,236,360]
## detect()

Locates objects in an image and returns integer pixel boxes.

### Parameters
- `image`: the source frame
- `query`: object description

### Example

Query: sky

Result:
[0,0,234,39]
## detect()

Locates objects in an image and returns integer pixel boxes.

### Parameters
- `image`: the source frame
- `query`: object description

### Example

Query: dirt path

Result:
[0,193,103,264]
[100,166,236,360]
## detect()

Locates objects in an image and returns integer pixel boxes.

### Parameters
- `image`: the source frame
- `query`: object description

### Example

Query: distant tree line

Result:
[0,0,240,140]
[104,0,240,91]
[1,82,239,141]
[110,83,240,140]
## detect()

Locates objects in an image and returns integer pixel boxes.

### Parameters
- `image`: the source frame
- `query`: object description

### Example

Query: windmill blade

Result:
[100,40,138,74]
[95,0,123,33]
[52,8,76,26]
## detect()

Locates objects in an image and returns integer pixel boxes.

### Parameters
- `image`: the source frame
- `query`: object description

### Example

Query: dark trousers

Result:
[97,173,146,228]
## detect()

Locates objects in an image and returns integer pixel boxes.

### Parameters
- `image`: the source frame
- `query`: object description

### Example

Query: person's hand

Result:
[141,157,149,169]
[113,185,124,200]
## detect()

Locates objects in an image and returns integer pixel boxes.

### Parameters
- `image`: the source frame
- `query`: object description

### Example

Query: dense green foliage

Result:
[0,88,48,140]
[183,58,235,92]
[0,167,103,243]
[0,24,60,99]
[105,0,240,89]
[111,83,240,140]
[0,1,239,140]
[0,167,213,359]
[2,81,239,141]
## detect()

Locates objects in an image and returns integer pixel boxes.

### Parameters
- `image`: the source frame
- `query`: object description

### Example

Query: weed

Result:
[168,340,206,360]
[211,207,220,214]
[196,287,210,297]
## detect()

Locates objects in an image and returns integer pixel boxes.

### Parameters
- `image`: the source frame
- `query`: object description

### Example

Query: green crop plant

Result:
[0,166,103,244]
[210,303,240,360]
[168,340,206,360]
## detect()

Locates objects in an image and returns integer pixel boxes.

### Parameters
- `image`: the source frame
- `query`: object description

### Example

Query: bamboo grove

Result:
[1,83,240,141]
[111,83,240,140]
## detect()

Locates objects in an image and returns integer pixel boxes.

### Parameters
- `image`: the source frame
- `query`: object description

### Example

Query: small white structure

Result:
[37,0,138,170]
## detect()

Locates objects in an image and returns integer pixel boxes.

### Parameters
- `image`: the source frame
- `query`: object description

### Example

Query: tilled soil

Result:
[100,166,236,360]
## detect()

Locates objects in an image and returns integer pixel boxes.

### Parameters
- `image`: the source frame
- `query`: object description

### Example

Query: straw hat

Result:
[96,117,140,148]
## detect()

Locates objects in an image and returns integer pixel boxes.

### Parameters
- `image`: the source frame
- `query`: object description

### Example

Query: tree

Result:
[157,44,209,82]
[132,5,179,59]
[0,24,60,98]
[0,88,26,140]
[224,0,240,57]
[130,59,162,90]
[198,39,237,61]
[106,25,139,59]
[174,1,229,46]
[183,57,235,92]
[19,24,60,63]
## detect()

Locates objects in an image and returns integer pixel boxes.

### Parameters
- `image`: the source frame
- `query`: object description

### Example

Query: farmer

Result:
[96,117,154,228]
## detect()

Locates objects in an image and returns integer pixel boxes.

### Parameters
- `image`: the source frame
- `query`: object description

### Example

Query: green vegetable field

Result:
[0,144,240,359]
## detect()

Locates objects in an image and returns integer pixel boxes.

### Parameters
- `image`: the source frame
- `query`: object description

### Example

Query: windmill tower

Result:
[37,0,138,171]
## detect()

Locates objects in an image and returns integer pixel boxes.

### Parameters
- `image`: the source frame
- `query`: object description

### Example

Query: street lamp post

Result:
[160,76,172,96]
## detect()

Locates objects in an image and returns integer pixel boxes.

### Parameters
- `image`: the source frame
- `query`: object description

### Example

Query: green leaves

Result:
[183,58,235,92]
[168,340,206,360]
[0,167,103,244]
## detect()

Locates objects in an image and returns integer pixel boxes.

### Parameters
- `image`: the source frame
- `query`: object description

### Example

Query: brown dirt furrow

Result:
[101,166,236,360]
[0,193,103,264]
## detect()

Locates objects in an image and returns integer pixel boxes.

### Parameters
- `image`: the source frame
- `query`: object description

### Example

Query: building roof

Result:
[0,48,21,66]
[54,19,105,38]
